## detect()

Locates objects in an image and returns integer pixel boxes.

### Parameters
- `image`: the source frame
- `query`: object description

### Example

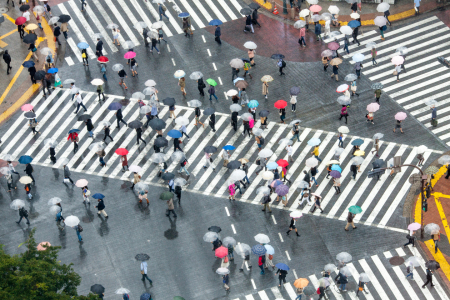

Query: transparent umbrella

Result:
[174,178,186,186]
[223,236,237,247]
[336,252,352,263]
[226,89,238,97]
[324,263,336,272]
[150,153,166,163]
[112,64,124,71]
[216,268,230,275]
[338,126,349,134]
[305,157,318,168]
[337,96,351,105]
[189,71,203,80]
[405,256,421,267]
[257,186,270,195]
[297,181,309,189]
[123,40,135,49]
[44,138,58,147]
[278,138,293,146]
[175,117,189,126]
[235,243,251,256]
[366,41,376,49]
[49,205,61,214]
[47,197,62,205]
[134,182,149,192]
[339,266,352,276]
[344,74,358,81]
[0,167,11,175]
[424,99,437,107]
[294,20,306,29]
[188,100,202,108]
[254,233,270,244]
[230,169,245,181]
[350,157,364,165]
[115,288,130,295]
[424,223,440,235]
[359,273,370,283]
[171,151,186,162]
[10,199,26,210]
[438,155,450,165]
[396,46,409,55]
[203,231,218,242]
[230,104,242,112]
[318,277,331,287]
[64,215,80,227]
[258,149,273,158]
[373,133,384,140]
[131,92,145,100]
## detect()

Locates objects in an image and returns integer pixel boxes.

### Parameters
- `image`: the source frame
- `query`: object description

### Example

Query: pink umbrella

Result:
[310,5,322,12]
[75,179,88,187]
[37,241,51,251]
[408,223,421,231]
[328,42,340,51]
[395,112,407,121]
[391,56,404,65]
[215,246,229,258]
[366,103,380,113]
[21,104,34,111]
[124,51,136,59]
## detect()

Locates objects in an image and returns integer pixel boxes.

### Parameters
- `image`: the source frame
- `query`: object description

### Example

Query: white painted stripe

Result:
[90,0,126,46]
[284,282,297,299]
[167,44,171,52]
[65,37,83,62]
[388,72,450,99]
[65,57,74,66]
[192,0,214,23]
[383,65,449,93]
[178,0,205,28]
[278,232,284,242]
[270,287,283,298]
[358,259,390,300]
[172,58,176,66]
[57,4,96,59]
[217,0,238,20]
[272,215,277,224]
[371,255,406,300]
[231,224,236,234]
[293,269,298,279]
[225,207,230,216]
[347,263,375,300]
[205,0,227,23]
[395,80,450,104]
[258,290,270,300]
[103,0,140,46]
[218,77,222,85]
[228,0,244,17]
[383,252,421,300]
[245,294,255,300]
[212,62,217,70]
[285,250,291,260]
[141,0,176,36]
[202,35,206,43]
[207,49,211,56]
[72,0,118,52]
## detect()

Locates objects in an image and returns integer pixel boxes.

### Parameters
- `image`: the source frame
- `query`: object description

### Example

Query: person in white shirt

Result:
[286,145,294,162]
[180,125,189,139]
[203,152,215,170]
[74,92,87,114]
[222,150,230,167]
[140,261,153,284]
[7,161,20,176]
[22,11,30,22]
[70,83,77,100]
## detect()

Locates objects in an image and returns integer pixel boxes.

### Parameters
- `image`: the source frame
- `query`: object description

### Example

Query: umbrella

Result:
[44,138,57,148]
[148,119,166,131]
[215,246,228,258]
[240,7,252,15]
[90,284,105,295]
[0,167,11,175]
[124,120,140,130]
[75,179,88,188]
[161,173,175,181]
[134,21,148,29]
[97,56,109,63]
[338,126,349,134]
[349,205,362,214]
[89,142,105,152]
[274,100,287,109]
[259,149,273,158]
[59,14,71,23]
[119,99,130,106]
[75,41,90,50]
[10,199,26,210]
[159,191,174,201]
[40,47,54,56]
[90,78,104,86]
[373,159,384,169]
[58,157,70,166]
[208,226,222,233]
[48,16,60,25]
[18,155,33,164]
[396,46,409,56]
[294,278,310,289]
[174,117,189,126]
[173,178,186,187]
[330,170,341,178]
[331,165,342,172]
[260,75,274,82]
[174,70,185,78]
[77,114,92,122]
[187,100,202,108]
[173,297,184,300]
[309,4,322,12]
[20,4,30,11]
[307,0,318,4]
[373,133,384,140]
[350,12,360,19]
[34,71,46,81]
[354,150,365,156]
[328,5,339,14]
[178,11,190,18]
[337,96,351,105]
[351,139,364,146]
[112,63,124,72]
[143,87,156,96]
[230,58,244,68]
[114,148,128,156]
[226,89,238,97]
[15,16,26,25]
[241,113,253,121]
[337,84,350,93]
[266,162,278,170]
[328,42,340,51]
[247,100,259,109]
[264,245,274,255]
[426,260,440,270]
[168,130,183,139]
[321,49,332,57]
[91,193,105,199]
[134,182,149,192]
[278,138,293,146]
[252,244,267,255]
[305,157,318,168]
[123,40,135,49]
[37,242,51,251]
[242,42,258,51]
[365,42,377,50]
[270,180,283,188]
[154,137,168,148]
[271,54,285,59]
[257,186,271,195]
[424,99,437,107]
[438,155,450,165]
[370,83,383,92]
[275,263,290,271]
[289,87,301,96]
[230,169,245,180]
[324,264,336,273]
[290,211,303,219]
[275,184,289,196]
[350,156,364,165]
[330,57,343,66]
[405,256,421,267]
[329,31,341,38]
[322,12,332,21]
[297,181,309,189]
[307,138,321,146]
[415,145,428,154]
[340,26,352,35]
[108,102,123,111]
[235,80,248,89]
[23,33,38,44]
[235,243,251,256]
[222,237,236,247]
[408,223,421,231]
[377,2,390,12]
[23,61,35,68]
[277,159,288,167]
[49,205,61,214]
[216,267,229,275]
[115,288,130,295]
[203,231,218,242]
[106,23,119,30]
[348,20,361,28]
[189,71,203,80]
[424,223,440,235]
[294,20,306,29]
[352,53,365,63]
[425,166,439,175]
[145,79,157,87]
[326,160,340,165]
[299,9,310,18]
[203,146,217,154]
[262,171,274,180]
[206,78,217,86]
[65,215,80,227]
[249,2,260,9]
[318,278,331,287]
[130,92,145,101]
[337,252,352,263]
[238,158,249,164]
[227,161,241,170]
[47,197,62,206]
[259,110,270,117]
[395,112,407,121]
[392,56,405,65]
[228,105,241,113]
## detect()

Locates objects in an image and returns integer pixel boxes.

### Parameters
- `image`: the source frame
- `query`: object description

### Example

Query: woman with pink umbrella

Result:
[394,112,406,133]
[366,103,379,124]
[405,222,420,247]
[392,56,404,82]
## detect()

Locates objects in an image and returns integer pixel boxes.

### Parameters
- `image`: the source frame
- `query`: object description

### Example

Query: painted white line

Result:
[104,0,140,46]
[231,224,236,234]
[271,215,277,224]
[217,0,238,20]
[258,291,270,300]
[212,62,217,70]
[285,250,291,261]
[65,37,83,62]
[207,49,211,56]
[192,0,213,23]
[229,0,245,17]
[172,58,176,66]
[167,44,171,52]
[271,287,283,298]
[223,91,228,100]
[250,279,256,290]
[202,35,206,43]
[293,269,298,279]
[218,77,222,85]
[225,207,230,216]
[278,232,284,242]
[65,56,74,66]
[179,0,205,28]
[90,0,126,46]
[205,0,227,22]
[284,283,297,299]
[371,255,406,300]
[141,0,176,36]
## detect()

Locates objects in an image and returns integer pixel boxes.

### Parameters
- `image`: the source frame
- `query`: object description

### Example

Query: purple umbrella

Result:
[275,184,289,196]
[330,170,341,178]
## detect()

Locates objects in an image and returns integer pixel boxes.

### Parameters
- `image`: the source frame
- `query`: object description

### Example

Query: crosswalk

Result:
[52,0,245,65]
[325,16,450,146]
[234,246,448,300]
[0,89,442,230]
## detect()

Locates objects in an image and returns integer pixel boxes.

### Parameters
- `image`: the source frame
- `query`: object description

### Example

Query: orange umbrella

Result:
[294,278,309,288]
[37,241,51,251]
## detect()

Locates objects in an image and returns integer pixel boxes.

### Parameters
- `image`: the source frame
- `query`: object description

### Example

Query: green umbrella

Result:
[160,192,174,200]
[349,205,362,214]
[206,78,217,86]
[174,297,185,300]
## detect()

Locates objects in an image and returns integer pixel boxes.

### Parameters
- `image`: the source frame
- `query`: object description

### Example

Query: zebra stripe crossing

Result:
[334,16,450,146]
[231,246,447,300]
[0,90,442,231]
[53,0,245,65]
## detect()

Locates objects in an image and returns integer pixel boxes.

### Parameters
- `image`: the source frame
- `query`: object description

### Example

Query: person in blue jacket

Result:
[215,25,221,44]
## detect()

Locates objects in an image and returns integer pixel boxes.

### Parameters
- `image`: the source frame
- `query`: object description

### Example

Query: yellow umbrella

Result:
[354,150,365,156]
[261,75,274,82]
[238,158,249,164]
[26,23,39,31]
[330,57,343,66]
[19,176,33,184]
[326,160,340,165]
[294,278,309,288]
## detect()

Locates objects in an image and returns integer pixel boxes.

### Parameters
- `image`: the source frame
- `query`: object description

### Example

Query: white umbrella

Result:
[438,155,450,165]
[0,167,11,175]
[223,237,237,247]
[235,243,251,256]
[264,245,275,255]
[230,58,244,68]
[335,148,345,156]
[123,40,135,49]
[241,113,253,121]
[311,15,321,22]
[150,153,166,163]
[115,288,130,295]
[328,5,339,14]
[339,266,352,276]
[324,263,336,272]
[350,12,360,19]
[230,104,242,112]
[59,157,70,165]
[174,70,186,78]
[259,149,273,158]
[340,26,352,35]
[299,9,310,18]
[416,145,427,154]
[278,138,293,146]
[175,117,189,126]
[297,181,309,189]
[134,182,149,192]
[174,178,186,186]
[243,41,257,49]
[44,138,58,147]
[152,0,165,3]
[40,47,54,55]
[131,92,145,100]
[226,89,238,97]
[424,99,437,107]
[216,268,230,275]
[424,223,440,235]
[188,100,202,108]
[253,128,263,137]
[151,21,165,29]
[344,74,358,81]
[134,21,147,29]
[257,186,270,195]
[337,84,349,93]
[47,197,62,205]
[145,79,157,87]
[90,78,104,85]
[64,215,80,227]
[374,16,387,27]
[307,0,318,4]
[19,176,33,184]
[254,233,270,244]
[405,256,421,267]
[49,205,61,214]
[3,154,14,161]
[359,273,370,283]
[352,53,365,63]
[129,165,142,173]
[336,252,352,263]
[294,20,306,29]
[305,157,318,168]
[63,79,75,85]
[171,151,186,162]
[321,13,332,21]
[143,87,156,95]
[10,199,26,210]
[377,2,390,12]
[106,23,119,29]
[112,64,124,71]
[373,133,384,140]
[366,41,377,49]
[350,156,364,165]
[98,120,111,127]
[338,126,349,134]
[203,231,219,242]
[140,106,151,114]
[89,142,105,152]
[290,211,303,218]
[230,169,245,181]
[262,171,274,180]
[396,46,409,56]
[48,16,60,25]
[189,71,203,80]
[94,33,103,39]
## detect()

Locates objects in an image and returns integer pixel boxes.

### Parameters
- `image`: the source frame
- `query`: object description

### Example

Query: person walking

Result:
[371,138,380,156]
[262,81,270,99]
[28,65,36,84]
[244,14,254,33]
[240,252,252,271]
[82,186,90,205]
[222,150,230,167]
[130,58,138,76]
[223,273,230,291]
[131,172,141,189]
[290,121,301,142]
[179,77,186,97]
[25,163,35,184]
[173,138,183,152]
[95,198,108,218]
[6,173,16,192]
[404,231,416,247]
[339,106,348,124]
[311,146,322,162]
[335,271,348,291]
[255,134,264,152]
[344,212,357,231]
[68,131,79,153]
[314,22,322,42]
[55,210,65,231]
[422,268,434,288]
[258,255,265,274]
[343,35,350,54]
[182,18,190,38]
[180,125,189,140]
[61,22,69,39]
[18,24,25,39]
[375,88,382,103]
[394,64,402,82]
[243,120,251,137]
[384,9,391,25]
[215,25,221,44]
[208,84,218,101]
[3,50,12,75]
[166,197,177,217]
[279,108,286,123]
[330,64,339,81]
[310,166,318,187]
[350,163,358,181]
[118,69,128,89]
[414,0,421,15]
[431,105,437,127]
[276,268,288,287]
[393,119,404,133]
[95,38,103,57]
[112,28,120,46]
[158,3,169,20]
[231,111,238,132]
[240,162,250,185]
[366,112,374,124]
[290,93,297,112]
[74,224,83,242]
[209,113,216,132]
[197,77,206,97]
[286,217,300,236]
[74,92,88,114]
[29,116,40,135]
[28,42,39,62]
[277,58,286,76]
[352,27,360,46]
[150,37,160,54]
[356,281,368,296]
[240,88,249,106]
[406,260,414,279]
[228,183,236,200]
[354,62,362,79]
[140,261,153,284]
[103,125,113,142]
[261,193,272,212]
[80,0,87,11]
[298,26,307,47]
[63,164,74,184]
[371,47,378,65]
[178,158,189,176]
[204,152,215,170]
[115,108,127,130]
[121,154,128,172]
[96,84,105,102]
[333,177,341,194]
[16,206,30,225]
[432,232,440,253]
[286,144,294,163]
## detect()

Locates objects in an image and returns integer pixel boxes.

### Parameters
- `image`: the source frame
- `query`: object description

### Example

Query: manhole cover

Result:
[389,256,405,266]
[0,7,9,13]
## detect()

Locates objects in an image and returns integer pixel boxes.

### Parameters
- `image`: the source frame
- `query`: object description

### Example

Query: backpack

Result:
[406,266,411,273]
[82,52,86,58]
[25,185,30,192]
[259,137,265,145]
[281,60,286,68]
[317,287,321,294]
[162,5,167,11]
[85,189,91,196]
[196,108,201,117]
[78,224,83,232]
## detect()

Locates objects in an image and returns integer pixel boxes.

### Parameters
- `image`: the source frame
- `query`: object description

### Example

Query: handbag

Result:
[63,178,70,183]
[359,287,363,291]
[140,270,145,275]
[393,71,398,76]
[210,158,213,163]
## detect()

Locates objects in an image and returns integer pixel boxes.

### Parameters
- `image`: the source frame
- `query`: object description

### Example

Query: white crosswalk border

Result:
[231,246,447,300]
[53,0,244,64]
[334,16,450,146]
[0,90,443,231]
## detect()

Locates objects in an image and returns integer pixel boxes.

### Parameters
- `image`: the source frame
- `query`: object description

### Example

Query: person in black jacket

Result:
[173,138,183,152]
[103,126,113,142]
[115,108,127,129]
[231,112,238,132]
[422,268,434,288]
[209,113,216,132]
[194,107,204,127]
[136,127,146,145]
[150,37,160,54]
[286,217,300,236]
[350,164,358,180]
[53,25,62,46]
[16,206,30,225]
[43,76,52,96]
[25,163,35,184]
[252,9,261,28]
[95,198,108,218]
[197,78,206,96]
[174,185,182,205]
[85,119,94,138]
[350,2,357,12]
[3,50,12,75]
[243,120,250,137]
[261,194,271,212]
[352,27,360,46]
[276,268,287,287]
[244,15,254,33]
[335,272,348,291]
[18,24,24,38]
[49,146,56,163]
[143,28,149,47]
[28,43,39,61]
[96,38,103,56]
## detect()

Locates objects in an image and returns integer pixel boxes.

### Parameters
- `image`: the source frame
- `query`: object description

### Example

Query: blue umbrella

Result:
[248,100,259,108]
[68,129,80,134]
[77,42,89,49]
[271,54,285,59]
[92,193,105,199]
[18,155,33,164]
[275,263,290,271]
[252,244,267,256]
[223,145,236,151]
[266,162,278,170]
[168,130,182,139]
[290,86,300,95]
[23,61,35,68]
[331,165,342,172]
[307,138,321,146]
[348,20,361,28]
[140,293,151,300]
[241,58,250,62]
[209,19,223,26]
[178,12,190,18]
[351,138,364,146]
[47,68,58,74]
[108,102,123,110]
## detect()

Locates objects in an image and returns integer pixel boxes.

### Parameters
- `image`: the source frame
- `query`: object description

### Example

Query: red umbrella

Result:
[15,17,26,25]
[274,100,287,109]
[328,42,340,51]
[97,56,109,63]
[115,148,129,155]
[215,246,228,259]
[277,159,288,167]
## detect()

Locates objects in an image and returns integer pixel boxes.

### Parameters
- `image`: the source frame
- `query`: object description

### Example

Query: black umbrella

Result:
[372,159,384,169]
[303,286,315,296]
[23,33,37,44]
[33,70,46,80]
[119,99,130,106]
[162,97,176,106]
[240,7,252,15]
[204,107,215,115]
[59,14,71,23]
[425,260,440,270]
[161,172,175,180]
[227,160,241,170]
[20,4,30,11]
[24,112,36,119]
[90,284,105,295]
[208,226,222,233]
[271,54,285,59]
[259,110,269,117]
[204,146,217,153]
[135,253,150,261]
[249,3,260,9]
[128,120,142,129]
[154,137,168,148]
[149,118,166,131]
[78,114,92,122]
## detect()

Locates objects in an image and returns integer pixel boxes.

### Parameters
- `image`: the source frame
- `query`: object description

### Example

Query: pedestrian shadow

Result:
[79,243,87,260]
[164,217,178,240]
[97,217,109,237]
[81,207,95,223]
[52,168,60,181]
[58,227,67,249]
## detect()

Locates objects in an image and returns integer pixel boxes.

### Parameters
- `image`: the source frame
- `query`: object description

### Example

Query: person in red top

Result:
[121,155,128,172]
[298,27,306,47]
[258,255,265,275]
[67,132,79,153]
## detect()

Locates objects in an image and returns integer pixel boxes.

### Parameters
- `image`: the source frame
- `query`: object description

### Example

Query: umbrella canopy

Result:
[206,78,217,86]
[23,61,35,68]
[15,16,27,25]
[297,181,310,189]
[173,178,186,187]
[174,117,189,127]
[338,126,349,134]
[252,244,267,256]
[168,129,183,139]
[20,4,30,11]
[240,113,252,121]
[255,234,270,244]
[337,96,351,106]
[351,138,364,146]
[260,75,274,83]
[115,288,130,295]
[289,87,301,96]
[290,211,303,219]
[367,102,380,113]
[108,102,123,111]
[348,20,361,28]
[203,231,219,242]
[18,155,33,164]
[257,186,271,195]
[247,100,259,108]
[328,42,340,51]
[275,184,289,196]
[337,252,352,262]
[374,16,388,28]
[294,278,310,289]
[340,26,352,35]
[330,58,343,66]
[75,179,88,188]
[354,150,365,156]
[278,138,293,146]
[91,193,105,199]
[47,197,62,206]
[216,267,229,275]
[309,4,322,12]
[44,138,57,148]
[339,266,352,277]
[392,56,405,65]
[23,33,38,45]
[438,155,450,165]
[159,191,174,200]
[240,7,252,15]
[235,80,248,89]
[259,110,269,117]
[331,165,342,172]
[187,100,202,108]
[226,89,238,97]
[174,70,186,79]
[259,149,273,158]
[114,148,129,156]
[59,14,71,23]
[352,53,365,63]
[405,256,421,267]
[275,263,290,271]
[305,157,319,168]
[294,20,306,29]
[149,119,166,131]
[372,159,384,169]
[65,215,80,227]
[408,222,421,231]
[274,100,287,109]
[161,173,175,181]
[337,84,349,93]
[154,137,168,148]
[215,246,228,258]
[235,243,251,256]
[277,159,288,167]
[330,170,341,178]
[262,171,274,180]
[349,205,362,214]
[230,58,244,68]
[144,79,157,87]
[395,112,407,121]
[416,145,428,154]
[377,2,390,12]
[365,42,377,50]
[266,162,278,170]
[299,9,310,17]
[318,277,331,287]
[324,263,336,273]
[425,166,440,175]
[208,226,222,233]
[230,104,242,112]
[326,160,340,165]
[140,106,151,114]
[89,142,105,152]
[328,5,339,14]
[321,49,333,57]
[223,236,236,247]
[373,133,384,140]
[350,156,364,165]
[243,41,257,49]
[307,138,321,146]
[350,12,360,19]
[426,260,440,270]
[128,120,142,129]
[227,160,241,170]
[271,54,285,59]
[97,56,109,63]
[396,46,409,56]
[90,284,105,295]
[204,146,218,154]
[10,199,26,210]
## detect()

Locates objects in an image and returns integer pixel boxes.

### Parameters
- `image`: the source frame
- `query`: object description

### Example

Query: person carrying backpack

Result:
[16,206,30,225]
[178,158,189,175]
[243,61,252,79]
[55,210,65,231]
[159,3,168,21]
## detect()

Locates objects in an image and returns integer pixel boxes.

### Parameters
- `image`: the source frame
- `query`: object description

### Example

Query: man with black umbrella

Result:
[197,77,206,96]
[173,138,183,152]
[96,38,103,57]
[18,24,24,39]
[3,50,12,75]
[136,127,146,145]
[49,146,56,163]
[115,108,127,130]
[143,27,149,47]
[43,74,52,96]
[422,268,434,288]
